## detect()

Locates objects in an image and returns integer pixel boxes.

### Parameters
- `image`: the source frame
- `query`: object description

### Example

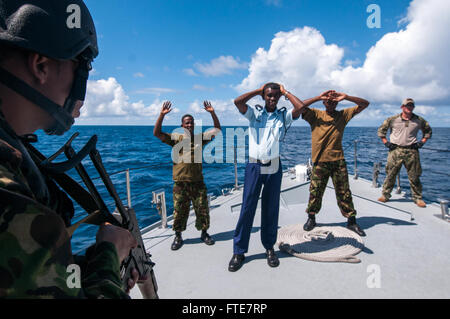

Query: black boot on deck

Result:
[303,214,316,231]
[201,230,215,245]
[171,232,183,250]
[347,216,366,237]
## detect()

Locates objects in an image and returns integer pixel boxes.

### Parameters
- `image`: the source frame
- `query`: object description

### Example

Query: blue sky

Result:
[79,0,450,127]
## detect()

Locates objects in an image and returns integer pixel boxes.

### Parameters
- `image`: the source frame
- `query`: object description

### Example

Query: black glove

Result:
[412,141,424,149]
[385,141,397,150]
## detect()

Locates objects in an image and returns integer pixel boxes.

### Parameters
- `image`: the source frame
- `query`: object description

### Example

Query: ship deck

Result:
[130,170,450,299]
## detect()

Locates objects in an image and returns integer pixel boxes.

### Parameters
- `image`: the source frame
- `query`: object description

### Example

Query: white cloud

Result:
[237,26,344,97]
[192,84,214,91]
[183,68,198,76]
[188,99,235,114]
[193,56,247,77]
[237,0,450,106]
[413,105,437,116]
[133,72,145,78]
[134,87,177,95]
[81,77,179,119]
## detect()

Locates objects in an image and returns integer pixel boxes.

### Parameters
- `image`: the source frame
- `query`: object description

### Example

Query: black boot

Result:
[228,254,245,272]
[171,232,183,250]
[347,216,366,237]
[303,214,316,231]
[266,248,280,268]
[201,230,215,245]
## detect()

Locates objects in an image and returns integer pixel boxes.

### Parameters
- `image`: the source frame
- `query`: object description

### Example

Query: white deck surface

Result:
[130,171,450,299]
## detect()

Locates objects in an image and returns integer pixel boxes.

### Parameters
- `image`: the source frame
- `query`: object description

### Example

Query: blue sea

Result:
[35,126,450,253]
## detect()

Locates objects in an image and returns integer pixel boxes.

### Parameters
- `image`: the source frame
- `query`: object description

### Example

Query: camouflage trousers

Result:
[382,148,422,201]
[172,181,210,232]
[306,159,356,218]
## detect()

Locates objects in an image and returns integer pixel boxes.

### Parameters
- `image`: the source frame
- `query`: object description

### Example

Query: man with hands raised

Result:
[154,100,221,251]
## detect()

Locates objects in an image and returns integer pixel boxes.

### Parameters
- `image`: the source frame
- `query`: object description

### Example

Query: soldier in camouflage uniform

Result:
[154,101,221,250]
[0,0,138,298]
[377,98,432,208]
[301,90,370,237]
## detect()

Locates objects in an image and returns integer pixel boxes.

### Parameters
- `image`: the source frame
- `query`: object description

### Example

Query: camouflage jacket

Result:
[0,113,128,299]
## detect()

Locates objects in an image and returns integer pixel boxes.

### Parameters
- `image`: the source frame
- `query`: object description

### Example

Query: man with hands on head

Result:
[229,82,307,272]
[377,98,432,208]
[154,100,221,251]
[300,90,370,237]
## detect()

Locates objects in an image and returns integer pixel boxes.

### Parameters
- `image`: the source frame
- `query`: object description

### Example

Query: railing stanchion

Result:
[438,199,449,221]
[126,168,132,208]
[234,144,238,190]
[372,162,380,188]
[353,140,358,180]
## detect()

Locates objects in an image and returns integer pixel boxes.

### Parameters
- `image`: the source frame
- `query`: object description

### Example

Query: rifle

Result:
[28,132,158,299]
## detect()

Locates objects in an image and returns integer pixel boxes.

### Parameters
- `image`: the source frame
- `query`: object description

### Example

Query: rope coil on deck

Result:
[277,225,364,263]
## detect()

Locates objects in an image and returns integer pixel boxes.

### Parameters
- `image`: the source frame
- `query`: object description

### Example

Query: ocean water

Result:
[35,126,449,253]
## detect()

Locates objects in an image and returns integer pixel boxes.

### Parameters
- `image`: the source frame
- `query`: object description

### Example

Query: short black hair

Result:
[262,82,280,96]
[181,114,194,123]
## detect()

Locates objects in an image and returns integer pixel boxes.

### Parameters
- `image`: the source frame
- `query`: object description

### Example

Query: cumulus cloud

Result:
[188,99,235,114]
[134,87,177,95]
[193,56,247,77]
[81,77,179,119]
[183,68,198,76]
[237,0,450,106]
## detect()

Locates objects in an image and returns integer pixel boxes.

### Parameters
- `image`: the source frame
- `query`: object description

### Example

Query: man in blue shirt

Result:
[228,82,308,272]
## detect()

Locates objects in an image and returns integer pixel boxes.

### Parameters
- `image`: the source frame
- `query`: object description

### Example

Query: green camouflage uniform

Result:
[302,107,360,218]
[377,114,432,201]
[172,181,209,232]
[160,132,211,233]
[381,148,422,200]
[306,159,356,218]
[0,112,128,299]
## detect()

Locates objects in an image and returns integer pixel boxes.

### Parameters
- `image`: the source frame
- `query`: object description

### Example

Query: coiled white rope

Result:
[277,225,364,263]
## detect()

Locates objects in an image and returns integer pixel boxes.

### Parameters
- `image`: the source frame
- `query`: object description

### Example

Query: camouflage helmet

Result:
[0,0,98,135]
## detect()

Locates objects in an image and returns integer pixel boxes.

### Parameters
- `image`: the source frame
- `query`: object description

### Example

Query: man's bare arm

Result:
[332,92,370,113]
[153,101,172,141]
[292,90,336,117]
[234,86,264,114]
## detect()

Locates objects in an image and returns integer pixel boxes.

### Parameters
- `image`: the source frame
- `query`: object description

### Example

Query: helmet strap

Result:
[0,66,74,135]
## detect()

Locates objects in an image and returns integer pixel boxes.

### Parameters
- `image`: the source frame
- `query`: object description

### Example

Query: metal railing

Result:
[439,199,449,222]
[94,139,449,227]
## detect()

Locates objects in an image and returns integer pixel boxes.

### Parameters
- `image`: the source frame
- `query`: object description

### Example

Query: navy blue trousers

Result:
[233,160,282,254]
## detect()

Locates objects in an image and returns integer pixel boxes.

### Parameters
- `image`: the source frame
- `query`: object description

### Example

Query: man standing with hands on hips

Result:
[377,98,432,207]
[229,82,307,272]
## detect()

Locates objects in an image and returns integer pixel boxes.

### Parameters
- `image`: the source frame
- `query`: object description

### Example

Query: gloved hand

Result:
[384,141,397,151]
[412,141,424,149]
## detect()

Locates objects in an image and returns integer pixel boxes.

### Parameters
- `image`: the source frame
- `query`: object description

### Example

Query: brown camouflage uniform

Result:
[0,112,128,299]
[377,113,432,201]
[172,181,209,232]
[306,159,356,218]
[160,132,211,233]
